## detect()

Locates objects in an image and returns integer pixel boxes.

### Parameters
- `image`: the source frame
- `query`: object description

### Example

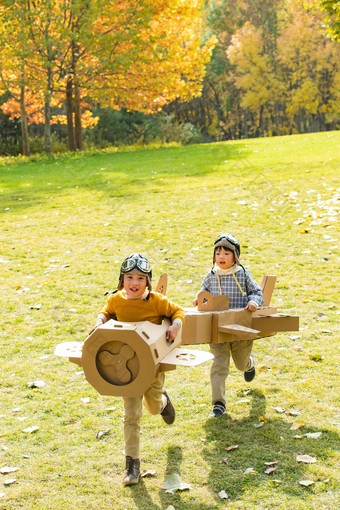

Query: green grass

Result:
[0,131,339,509]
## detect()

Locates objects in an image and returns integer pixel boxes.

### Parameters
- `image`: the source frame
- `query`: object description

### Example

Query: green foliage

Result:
[0,132,339,509]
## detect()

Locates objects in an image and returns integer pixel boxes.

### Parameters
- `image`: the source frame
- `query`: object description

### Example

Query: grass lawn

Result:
[0,131,339,509]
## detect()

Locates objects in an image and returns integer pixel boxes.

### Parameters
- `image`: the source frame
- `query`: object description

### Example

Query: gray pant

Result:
[210,340,253,405]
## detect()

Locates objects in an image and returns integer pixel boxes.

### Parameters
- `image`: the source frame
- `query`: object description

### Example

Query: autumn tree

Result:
[0,0,215,153]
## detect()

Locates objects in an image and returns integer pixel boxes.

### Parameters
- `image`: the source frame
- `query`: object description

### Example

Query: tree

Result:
[0,0,215,153]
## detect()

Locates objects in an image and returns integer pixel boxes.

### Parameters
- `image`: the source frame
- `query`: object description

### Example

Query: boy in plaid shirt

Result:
[193,233,263,417]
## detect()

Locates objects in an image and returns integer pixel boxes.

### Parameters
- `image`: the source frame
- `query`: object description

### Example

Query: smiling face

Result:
[215,246,235,270]
[123,272,148,299]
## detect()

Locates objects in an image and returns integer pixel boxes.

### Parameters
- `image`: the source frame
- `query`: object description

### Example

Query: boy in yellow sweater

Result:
[94,253,185,486]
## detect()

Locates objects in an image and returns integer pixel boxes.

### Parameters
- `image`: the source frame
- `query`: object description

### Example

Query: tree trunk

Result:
[74,81,82,150]
[66,75,76,151]
[44,67,52,153]
[19,85,30,156]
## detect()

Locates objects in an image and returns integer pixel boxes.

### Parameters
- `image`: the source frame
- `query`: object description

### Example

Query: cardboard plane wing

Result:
[181,275,299,345]
[55,318,213,398]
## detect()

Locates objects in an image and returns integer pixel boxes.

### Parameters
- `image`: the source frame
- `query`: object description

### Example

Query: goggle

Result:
[214,233,239,247]
[121,255,152,274]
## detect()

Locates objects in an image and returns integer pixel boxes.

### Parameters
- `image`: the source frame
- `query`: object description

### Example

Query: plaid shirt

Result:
[200,267,263,309]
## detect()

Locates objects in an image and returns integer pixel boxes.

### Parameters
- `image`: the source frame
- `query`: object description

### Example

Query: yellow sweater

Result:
[99,291,185,326]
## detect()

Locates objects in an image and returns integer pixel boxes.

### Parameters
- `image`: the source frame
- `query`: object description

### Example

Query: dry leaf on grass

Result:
[304,432,322,439]
[0,466,18,474]
[299,480,315,487]
[218,490,229,500]
[141,470,156,478]
[274,407,285,413]
[265,461,278,466]
[4,479,17,485]
[265,467,277,475]
[286,410,300,416]
[27,380,45,388]
[290,421,306,430]
[22,426,39,434]
[96,429,111,439]
[244,468,257,475]
[161,473,191,494]
[225,445,239,451]
[296,455,317,464]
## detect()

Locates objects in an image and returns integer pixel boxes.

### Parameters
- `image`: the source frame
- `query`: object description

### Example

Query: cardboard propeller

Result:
[181,275,299,345]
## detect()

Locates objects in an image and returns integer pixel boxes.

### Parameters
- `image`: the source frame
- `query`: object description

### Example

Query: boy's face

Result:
[123,272,148,299]
[215,246,235,270]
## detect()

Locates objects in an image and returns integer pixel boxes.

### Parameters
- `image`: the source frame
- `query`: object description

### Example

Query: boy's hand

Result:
[193,298,198,306]
[94,319,104,330]
[245,302,257,312]
[166,323,179,343]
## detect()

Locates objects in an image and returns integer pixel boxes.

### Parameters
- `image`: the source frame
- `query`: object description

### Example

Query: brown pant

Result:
[123,372,166,459]
[210,340,253,405]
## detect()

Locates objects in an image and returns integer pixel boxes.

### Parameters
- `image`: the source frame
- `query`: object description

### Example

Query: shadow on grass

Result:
[203,388,339,504]
[128,445,222,510]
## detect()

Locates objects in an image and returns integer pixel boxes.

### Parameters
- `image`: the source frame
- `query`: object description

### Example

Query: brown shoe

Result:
[122,456,140,486]
[160,390,175,425]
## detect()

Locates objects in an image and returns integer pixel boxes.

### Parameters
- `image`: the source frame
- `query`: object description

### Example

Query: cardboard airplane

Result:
[55,273,213,398]
[55,274,298,397]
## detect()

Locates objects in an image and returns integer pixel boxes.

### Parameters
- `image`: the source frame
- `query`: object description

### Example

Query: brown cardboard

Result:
[196,291,229,311]
[261,275,277,306]
[55,318,214,397]
[182,308,213,344]
[252,314,299,332]
[182,305,299,345]
[80,318,181,397]
[155,273,167,295]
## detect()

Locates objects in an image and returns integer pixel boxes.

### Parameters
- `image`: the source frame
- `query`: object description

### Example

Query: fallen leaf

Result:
[304,432,322,439]
[269,479,282,484]
[265,461,278,466]
[222,458,229,465]
[81,397,90,404]
[30,304,41,310]
[141,469,156,478]
[286,410,300,416]
[165,506,176,510]
[27,380,45,388]
[225,445,239,451]
[265,467,277,475]
[96,429,111,439]
[161,473,191,494]
[254,422,264,428]
[0,466,18,474]
[294,435,304,439]
[296,455,317,464]
[218,490,229,500]
[4,479,17,486]
[291,421,306,430]
[244,468,257,475]
[22,425,39,434]
[299,480,315,487]
[274,407,285,413]
[289,334,301,340]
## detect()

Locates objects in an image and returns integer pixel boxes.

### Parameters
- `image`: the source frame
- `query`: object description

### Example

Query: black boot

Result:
[122,456,140,486]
